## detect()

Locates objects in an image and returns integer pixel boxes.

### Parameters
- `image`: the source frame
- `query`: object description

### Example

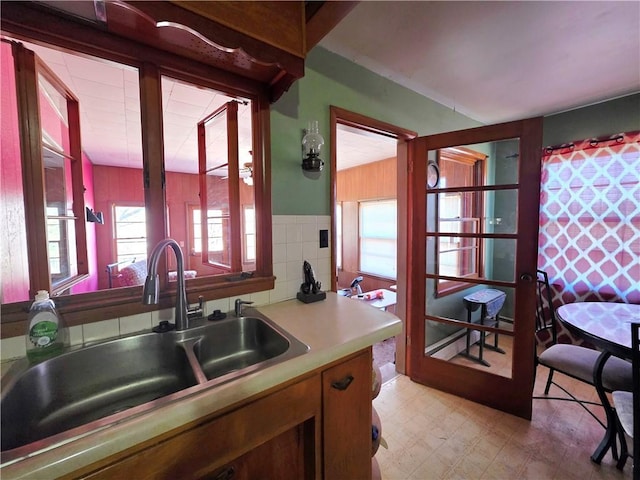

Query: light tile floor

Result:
[374,361,632,479]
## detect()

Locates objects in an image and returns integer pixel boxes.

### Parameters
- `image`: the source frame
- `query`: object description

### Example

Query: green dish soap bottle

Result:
[26,290,69,363]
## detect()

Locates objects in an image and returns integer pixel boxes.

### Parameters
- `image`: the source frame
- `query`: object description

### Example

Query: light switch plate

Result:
[319,229,329,248]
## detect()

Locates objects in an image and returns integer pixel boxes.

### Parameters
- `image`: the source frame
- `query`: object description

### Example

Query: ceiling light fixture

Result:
[242,155,253,186]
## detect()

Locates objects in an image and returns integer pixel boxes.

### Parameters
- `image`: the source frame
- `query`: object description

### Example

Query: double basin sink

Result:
[1,310,308,464]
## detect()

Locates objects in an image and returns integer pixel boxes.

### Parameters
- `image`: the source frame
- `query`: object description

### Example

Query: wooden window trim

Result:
[435,147,487,297]
[14,42,89,297]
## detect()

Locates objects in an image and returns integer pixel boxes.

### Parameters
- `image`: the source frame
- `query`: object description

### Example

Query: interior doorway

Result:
[330,106,416,375]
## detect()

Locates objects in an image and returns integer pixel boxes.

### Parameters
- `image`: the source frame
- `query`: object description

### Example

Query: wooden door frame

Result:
[329,106,416,374]
[406,118,543,419]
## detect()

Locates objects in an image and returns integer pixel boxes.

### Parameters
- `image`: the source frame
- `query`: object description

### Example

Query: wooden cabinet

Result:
[173,1,306,58]
[69,349,372,480]
[77,375,321,480]
[322,349,373,480]
[201,425,307,480]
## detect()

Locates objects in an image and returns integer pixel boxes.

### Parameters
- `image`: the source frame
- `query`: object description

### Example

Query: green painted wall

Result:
[271,46,638,216]
[270,47,481,215]
[543,93,640,146]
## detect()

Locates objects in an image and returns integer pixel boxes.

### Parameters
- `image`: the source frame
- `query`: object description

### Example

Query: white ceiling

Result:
[336,125,398,170]
[320,1,640,124]
[22,36,383,173]
[14,38,253,175]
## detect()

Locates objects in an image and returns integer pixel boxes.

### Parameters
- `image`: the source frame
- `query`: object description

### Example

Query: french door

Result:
[407,118,542,419]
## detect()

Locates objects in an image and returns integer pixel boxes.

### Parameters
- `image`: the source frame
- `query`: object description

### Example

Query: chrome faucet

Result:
[235,299,253,317]
[143,238,189,331]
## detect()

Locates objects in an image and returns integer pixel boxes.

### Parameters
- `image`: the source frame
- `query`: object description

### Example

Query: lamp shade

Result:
[302,120,324,172]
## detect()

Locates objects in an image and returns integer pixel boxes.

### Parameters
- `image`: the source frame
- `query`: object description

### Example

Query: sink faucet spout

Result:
[143,238,189,331]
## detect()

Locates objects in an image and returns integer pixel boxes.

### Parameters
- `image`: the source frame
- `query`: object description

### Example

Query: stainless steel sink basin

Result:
[1,310,308,464]
[194,316,300,381]
[1,334,198,454]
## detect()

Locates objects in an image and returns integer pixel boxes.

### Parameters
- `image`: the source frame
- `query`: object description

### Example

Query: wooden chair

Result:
[612,321,639,478]
[534,270,633,431]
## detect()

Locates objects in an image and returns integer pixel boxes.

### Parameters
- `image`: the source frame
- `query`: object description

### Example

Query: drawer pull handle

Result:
[331,375,354,390]
[213,466,235,480]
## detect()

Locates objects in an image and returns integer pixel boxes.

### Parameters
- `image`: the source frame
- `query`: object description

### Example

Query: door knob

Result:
[519,273,533,282]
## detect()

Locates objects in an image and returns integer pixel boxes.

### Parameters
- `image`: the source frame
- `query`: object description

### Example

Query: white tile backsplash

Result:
[318,217,331,230]
[69,325,84,346]
[272,262,287,282]
[273,215,296,225]
[272,223,287,245]
[152,308,175,326]
[0,214,332,362]
[318,244,331,259]
[272,243,287,264]
[205,298,230,317]
[286,223,302,243]
[285,242,303,262]
[83,319,119,344]
[249,290,270,307]
[286,261,302,282]
[1,336,26,360]
[296,215,316,224]
[302,223,317,242]
[303,241,318,261]
[119,313,153,336]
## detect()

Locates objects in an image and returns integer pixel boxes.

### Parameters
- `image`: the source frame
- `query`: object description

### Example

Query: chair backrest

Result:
[119,259,148,286]
[535,269,557,345]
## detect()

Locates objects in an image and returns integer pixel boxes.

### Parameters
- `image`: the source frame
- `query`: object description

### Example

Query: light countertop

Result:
[1,292,401,479]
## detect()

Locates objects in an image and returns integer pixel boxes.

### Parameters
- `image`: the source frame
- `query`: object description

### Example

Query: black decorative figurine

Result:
[297,260,326,303]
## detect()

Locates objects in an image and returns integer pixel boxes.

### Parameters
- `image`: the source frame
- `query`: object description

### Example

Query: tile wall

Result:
[1,215,331,363]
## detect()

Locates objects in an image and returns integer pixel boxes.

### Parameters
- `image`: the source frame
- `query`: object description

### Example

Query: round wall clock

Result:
[427,161,440,188]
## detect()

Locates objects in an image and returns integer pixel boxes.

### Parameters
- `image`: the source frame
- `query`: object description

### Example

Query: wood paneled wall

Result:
[94,165,254,289]
[336,157,397,295]
[94,165,145,289]
[336,157,396,202]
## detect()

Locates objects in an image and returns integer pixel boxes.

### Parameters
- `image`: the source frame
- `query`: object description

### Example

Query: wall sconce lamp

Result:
[301,120,325,172]
[86,206,104,224]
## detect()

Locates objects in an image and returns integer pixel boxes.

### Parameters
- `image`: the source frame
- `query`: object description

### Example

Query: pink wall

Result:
[71,153,98,293]
[1,42,30,303]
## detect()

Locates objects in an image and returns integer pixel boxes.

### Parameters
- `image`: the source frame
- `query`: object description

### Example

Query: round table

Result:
[557,302,639,359]
[556,302,640,463]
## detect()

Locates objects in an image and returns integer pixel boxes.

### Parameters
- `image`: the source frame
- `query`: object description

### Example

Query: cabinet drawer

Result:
[322,349,372,480]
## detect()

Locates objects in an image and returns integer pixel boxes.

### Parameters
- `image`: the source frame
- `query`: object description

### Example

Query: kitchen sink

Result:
[0,310,308,464]
[194,316,296,381]
[1,333,198,454]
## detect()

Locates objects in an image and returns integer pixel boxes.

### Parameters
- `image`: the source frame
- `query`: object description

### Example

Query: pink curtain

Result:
[538,131,640,343]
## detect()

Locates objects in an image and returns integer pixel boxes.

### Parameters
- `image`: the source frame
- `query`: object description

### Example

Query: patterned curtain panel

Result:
[538,131,640,343]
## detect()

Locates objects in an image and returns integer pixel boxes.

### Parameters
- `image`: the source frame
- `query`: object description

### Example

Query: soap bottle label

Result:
[29,312,59,348]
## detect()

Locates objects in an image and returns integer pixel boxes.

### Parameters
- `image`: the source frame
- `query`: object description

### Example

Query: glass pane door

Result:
[408,119,543,420]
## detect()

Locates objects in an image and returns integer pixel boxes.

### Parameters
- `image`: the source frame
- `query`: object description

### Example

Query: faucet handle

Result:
[234,299,253,317]
[187,295,205,319]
